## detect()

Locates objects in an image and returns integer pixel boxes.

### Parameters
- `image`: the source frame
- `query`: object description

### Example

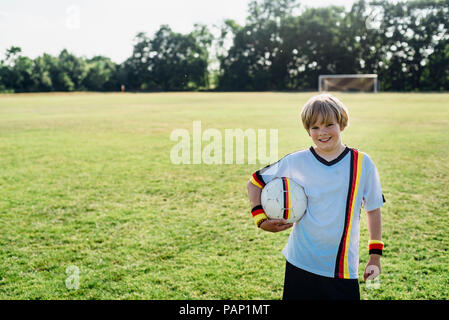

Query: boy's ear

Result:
[340,125,345,132]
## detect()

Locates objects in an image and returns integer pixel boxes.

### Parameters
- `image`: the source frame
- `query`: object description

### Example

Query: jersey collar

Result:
[309,146,351,166]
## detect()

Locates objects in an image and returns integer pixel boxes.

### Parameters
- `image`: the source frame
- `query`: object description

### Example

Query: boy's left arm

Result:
[363,207,382,281]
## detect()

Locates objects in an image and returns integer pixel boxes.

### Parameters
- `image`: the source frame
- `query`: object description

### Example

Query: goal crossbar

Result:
[318,74,378,93]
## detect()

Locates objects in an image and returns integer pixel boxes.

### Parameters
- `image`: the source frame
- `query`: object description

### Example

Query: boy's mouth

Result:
[319,137,331,143]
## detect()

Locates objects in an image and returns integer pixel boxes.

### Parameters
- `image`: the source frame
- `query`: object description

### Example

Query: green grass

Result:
[0,92,448,300]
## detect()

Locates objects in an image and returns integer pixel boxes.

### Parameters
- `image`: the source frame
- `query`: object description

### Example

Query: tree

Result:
[122,25,211,91]
[370,0,449,91]
[0,46,37,92]
[218,0,353,90]
[83,56,119,91]
[420,41,449,90]
[0,46,21,92]
[121,32,151,90]
[283,5,350,90]
[32,54,54,92]
[54,49,87,91]
[218,0,302,90]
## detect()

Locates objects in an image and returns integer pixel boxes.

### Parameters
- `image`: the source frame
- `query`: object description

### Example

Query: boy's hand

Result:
[363,254,381,281]
[260,219,293,232]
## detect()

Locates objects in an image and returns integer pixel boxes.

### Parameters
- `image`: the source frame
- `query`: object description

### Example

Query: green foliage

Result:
[121,25,211,91]
[217,0,449,91]
[0,0,448,92]
[83,56,119,91]
[33,55,54,92]
[371,0,449,91]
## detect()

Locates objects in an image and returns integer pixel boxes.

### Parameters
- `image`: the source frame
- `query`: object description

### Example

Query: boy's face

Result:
[308,114,345,154]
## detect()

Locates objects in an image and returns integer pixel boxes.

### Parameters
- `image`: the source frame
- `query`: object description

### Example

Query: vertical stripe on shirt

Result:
[334,149,364,279]
[282,177,291,220]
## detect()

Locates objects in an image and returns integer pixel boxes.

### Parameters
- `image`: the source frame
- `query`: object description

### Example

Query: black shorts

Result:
[283,260,360,300]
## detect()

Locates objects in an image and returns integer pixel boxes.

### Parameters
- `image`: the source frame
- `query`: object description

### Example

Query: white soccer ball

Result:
[261,177,307,224]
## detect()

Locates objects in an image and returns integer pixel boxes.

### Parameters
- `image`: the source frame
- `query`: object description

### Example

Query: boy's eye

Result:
[327,123,334,127]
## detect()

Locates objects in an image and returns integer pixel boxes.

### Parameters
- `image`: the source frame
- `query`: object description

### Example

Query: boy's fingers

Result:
[270,219,286,224]
[275,219,292,225]
[277,223,293,231]
[276,220,293,227]
[363,270,372,281]
[262,219,293,232]
[363,272,369,281]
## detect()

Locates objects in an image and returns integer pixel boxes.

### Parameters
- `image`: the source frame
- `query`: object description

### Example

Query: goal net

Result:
[318,74,378,92]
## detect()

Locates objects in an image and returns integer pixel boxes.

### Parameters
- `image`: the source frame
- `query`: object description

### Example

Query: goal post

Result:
[318,74,378,93]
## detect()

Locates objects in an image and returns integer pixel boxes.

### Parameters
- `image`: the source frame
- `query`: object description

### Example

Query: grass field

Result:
[0,92,448,300]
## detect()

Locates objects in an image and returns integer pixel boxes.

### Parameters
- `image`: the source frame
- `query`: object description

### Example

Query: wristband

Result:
[368,240,384,255]
[251,205,268,228]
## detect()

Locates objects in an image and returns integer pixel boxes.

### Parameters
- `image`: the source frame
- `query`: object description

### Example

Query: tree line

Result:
[1,0,448,93]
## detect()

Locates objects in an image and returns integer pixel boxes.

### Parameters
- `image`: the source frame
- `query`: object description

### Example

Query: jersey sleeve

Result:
[362,157,385,212]
[249,155,289,189]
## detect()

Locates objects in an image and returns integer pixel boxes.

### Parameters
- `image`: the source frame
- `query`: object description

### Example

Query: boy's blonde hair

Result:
[300,94,349,131]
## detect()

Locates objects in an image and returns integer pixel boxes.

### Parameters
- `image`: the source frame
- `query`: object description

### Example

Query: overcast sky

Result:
[0,0,355,63]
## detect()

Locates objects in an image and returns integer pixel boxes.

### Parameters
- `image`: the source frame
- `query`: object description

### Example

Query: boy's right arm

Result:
[247,181,293,232]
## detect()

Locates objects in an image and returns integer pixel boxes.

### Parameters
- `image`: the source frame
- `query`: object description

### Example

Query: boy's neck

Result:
[313,144,347,162]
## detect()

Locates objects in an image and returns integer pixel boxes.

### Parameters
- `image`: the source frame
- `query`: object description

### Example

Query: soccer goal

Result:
[318,74,378,93]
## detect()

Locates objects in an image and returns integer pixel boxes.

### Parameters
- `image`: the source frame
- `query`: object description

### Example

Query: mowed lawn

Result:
[0,92,448,300]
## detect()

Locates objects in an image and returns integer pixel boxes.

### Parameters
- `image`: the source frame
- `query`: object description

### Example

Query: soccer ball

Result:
[261,177,307,224]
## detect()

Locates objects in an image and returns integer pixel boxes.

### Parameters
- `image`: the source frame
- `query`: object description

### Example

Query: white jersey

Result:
[250,147,385,279]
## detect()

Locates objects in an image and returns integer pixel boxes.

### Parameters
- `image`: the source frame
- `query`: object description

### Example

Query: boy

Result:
[247,94,385,300]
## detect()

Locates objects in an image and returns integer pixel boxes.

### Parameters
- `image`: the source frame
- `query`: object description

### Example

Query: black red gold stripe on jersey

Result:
[250,171,265,189]
[334,149,364,279]
[249,156,288,189]
[282,177,291,220]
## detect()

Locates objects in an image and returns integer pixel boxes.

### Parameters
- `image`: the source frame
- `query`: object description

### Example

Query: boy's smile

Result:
[318,137,331,143]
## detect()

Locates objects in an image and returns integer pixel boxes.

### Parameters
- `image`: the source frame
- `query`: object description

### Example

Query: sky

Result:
[0,0,356,64]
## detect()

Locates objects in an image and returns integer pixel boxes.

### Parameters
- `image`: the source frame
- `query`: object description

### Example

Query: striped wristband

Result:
[368,240,384,255]
[251,205,268,228]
